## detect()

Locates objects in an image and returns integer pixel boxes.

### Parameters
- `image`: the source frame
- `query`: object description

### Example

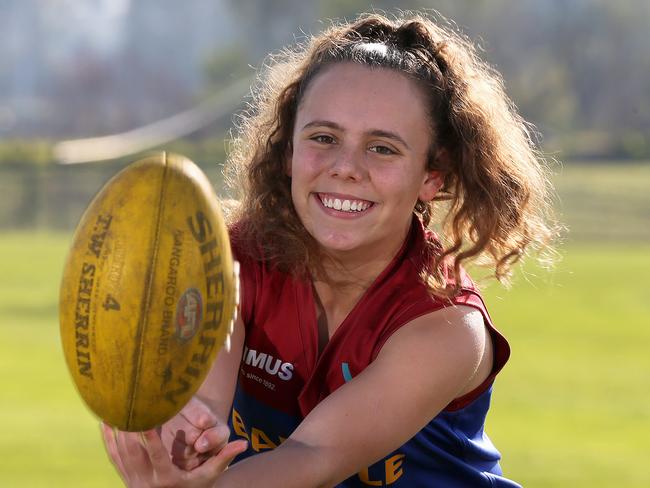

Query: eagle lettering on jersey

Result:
[242,346,294,381]
[231,407,406,485]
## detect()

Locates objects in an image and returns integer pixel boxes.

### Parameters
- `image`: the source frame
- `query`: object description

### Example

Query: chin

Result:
[312,229,364,254]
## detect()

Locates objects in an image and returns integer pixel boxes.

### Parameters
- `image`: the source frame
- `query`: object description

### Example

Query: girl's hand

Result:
[101,422,247,488]
[161,396,233,471]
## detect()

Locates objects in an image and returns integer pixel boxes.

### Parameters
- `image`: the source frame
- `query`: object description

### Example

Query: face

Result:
[289,63,442,261]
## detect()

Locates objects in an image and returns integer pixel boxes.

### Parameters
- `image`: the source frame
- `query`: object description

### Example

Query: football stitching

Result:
[126,152,169,430]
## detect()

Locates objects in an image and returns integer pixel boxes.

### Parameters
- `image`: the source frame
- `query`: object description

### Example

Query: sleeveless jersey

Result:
[227,218,521,487]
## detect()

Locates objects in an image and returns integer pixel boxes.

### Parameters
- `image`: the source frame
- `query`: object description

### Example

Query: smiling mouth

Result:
[317,193,374,213]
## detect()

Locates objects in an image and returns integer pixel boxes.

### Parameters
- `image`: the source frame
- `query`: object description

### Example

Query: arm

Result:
[160,313,246,468]
[214,305,493,488]
[102,313,248,485]
[196,311,246,424]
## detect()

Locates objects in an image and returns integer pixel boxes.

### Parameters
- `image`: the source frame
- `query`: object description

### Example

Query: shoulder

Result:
[378,305,492,401]
[381,305,486,357]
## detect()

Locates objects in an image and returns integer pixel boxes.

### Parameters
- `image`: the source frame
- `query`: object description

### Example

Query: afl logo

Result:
[175,288,202,343]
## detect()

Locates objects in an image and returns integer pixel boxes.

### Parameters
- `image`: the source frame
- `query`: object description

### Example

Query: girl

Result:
[102,12,556,488]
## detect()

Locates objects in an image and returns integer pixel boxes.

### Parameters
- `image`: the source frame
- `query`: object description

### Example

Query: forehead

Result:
[296,63,431,136]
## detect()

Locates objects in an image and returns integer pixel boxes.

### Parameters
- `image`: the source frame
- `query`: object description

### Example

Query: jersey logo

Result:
[242,346,294,381]
[342,362,353,383]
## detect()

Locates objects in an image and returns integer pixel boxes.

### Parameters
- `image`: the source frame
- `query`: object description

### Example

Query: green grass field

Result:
[1,163,648,487]
[484,245,650,487]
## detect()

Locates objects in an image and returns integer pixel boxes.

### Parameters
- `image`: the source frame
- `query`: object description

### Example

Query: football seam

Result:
[125,152,169,430]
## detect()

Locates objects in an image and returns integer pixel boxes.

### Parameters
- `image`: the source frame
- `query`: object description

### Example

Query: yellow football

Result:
[59,152,238,431]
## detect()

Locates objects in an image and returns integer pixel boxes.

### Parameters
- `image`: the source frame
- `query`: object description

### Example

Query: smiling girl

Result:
[102,12,556,488]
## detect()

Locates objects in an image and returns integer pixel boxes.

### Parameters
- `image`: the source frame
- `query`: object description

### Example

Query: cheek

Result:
[290,150,319,209]
[291,146,326,181]
[371,166,424,203]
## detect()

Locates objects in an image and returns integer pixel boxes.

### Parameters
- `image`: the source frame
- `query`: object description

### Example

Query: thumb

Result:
[195,424,231,454]
[193,439,248,480]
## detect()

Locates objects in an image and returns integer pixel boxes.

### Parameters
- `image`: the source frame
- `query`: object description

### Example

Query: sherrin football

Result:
[59,152,238,431]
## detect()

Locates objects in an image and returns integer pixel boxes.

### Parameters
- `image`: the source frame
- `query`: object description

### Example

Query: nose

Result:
[328,144,366,181]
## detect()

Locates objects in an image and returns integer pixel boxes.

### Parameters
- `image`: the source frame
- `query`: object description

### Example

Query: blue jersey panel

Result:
[228,384,301,462]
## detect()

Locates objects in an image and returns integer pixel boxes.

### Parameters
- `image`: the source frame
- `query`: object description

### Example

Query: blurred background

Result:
[0,0,648,486]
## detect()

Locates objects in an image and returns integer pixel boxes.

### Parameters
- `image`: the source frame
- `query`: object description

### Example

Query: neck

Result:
[314,220,412,300]
[310,221,412,343]
[320,218,412,285]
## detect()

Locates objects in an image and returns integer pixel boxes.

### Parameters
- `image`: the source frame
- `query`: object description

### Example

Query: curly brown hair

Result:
[225,12,559,298]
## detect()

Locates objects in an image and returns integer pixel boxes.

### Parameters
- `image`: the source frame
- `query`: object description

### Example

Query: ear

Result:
[418,170,444,202]
[418,147,449,201]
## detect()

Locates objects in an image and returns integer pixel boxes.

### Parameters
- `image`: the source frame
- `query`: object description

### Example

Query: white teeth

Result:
[320,195,371,213]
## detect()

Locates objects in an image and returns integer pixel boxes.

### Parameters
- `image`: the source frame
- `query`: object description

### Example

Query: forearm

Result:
[196,315,245,422]
[213,439,334,488]
[194,387,232,426]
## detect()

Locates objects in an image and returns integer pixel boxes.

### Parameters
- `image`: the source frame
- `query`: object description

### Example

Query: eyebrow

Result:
[301,120,411,150]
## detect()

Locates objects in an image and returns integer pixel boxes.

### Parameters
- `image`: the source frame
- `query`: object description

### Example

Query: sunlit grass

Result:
[552,163,650,242]
[0,232,121,487]
[485,244,650,488]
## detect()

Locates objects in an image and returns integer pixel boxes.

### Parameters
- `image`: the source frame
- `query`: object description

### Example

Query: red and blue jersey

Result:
[228,218,521,487]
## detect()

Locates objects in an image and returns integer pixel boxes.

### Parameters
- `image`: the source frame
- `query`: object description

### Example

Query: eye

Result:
[369,144,397,156]
[311,134,335,145]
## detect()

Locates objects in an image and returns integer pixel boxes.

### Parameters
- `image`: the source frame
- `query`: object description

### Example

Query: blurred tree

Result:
[224,0,318,59]
[203,46,252,89]
[1,0,649,159]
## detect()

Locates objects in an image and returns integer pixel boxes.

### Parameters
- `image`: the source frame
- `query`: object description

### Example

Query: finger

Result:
[100,423,128,483]
[170,431,202,470]
[140,429,176,480]
[170,427,200,458]
[181,396,218,430]
[173,424,231,471]
[194,424,231,454]
[162,415,203,450]
[170,438,203,471]
[172,451,208,471]
[116,430,152,482]
[192,440,248,482]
